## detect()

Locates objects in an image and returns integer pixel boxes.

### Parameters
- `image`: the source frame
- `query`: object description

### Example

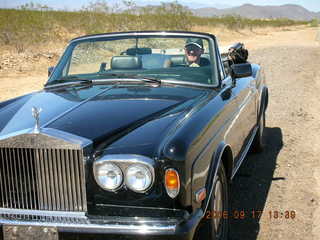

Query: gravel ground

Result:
[229,30,320,240]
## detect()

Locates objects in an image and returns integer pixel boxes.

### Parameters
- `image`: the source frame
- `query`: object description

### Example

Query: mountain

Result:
[134,1,231,9]
[193,4,320,20]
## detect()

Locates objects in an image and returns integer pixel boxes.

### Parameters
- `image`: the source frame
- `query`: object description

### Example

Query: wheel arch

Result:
[202,142,233,212]
[220,145,233,182]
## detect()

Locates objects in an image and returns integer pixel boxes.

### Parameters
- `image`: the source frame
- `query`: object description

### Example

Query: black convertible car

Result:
[0,31,268,240]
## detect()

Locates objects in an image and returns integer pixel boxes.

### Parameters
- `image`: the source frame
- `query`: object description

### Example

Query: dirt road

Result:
[0,26,320,240]
[225,27,320,240]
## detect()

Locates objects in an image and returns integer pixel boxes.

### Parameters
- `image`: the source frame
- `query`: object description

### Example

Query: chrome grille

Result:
[0,148,86,212]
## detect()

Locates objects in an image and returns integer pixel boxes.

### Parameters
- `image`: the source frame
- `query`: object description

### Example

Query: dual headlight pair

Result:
[93,154,180,198]
[93,155,154,193]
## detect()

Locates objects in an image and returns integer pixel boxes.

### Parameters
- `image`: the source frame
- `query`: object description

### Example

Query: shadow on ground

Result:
[229,127,283,240]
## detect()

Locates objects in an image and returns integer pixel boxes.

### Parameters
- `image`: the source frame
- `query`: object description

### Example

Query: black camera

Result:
[228,42,249,64]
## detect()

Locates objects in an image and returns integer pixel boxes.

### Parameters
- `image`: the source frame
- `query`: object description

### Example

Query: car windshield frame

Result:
[46,31,220,88]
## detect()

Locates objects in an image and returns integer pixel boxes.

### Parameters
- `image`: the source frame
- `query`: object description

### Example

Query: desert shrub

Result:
[0,5,309,52]
[310,19,319,27]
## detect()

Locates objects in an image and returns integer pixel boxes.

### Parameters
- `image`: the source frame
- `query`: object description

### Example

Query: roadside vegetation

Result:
[0,0,310,53]
[310,18,319,27]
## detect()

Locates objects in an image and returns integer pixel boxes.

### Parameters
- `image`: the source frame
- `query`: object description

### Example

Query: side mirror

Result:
[48,66,54,77]
[230,63,252,79]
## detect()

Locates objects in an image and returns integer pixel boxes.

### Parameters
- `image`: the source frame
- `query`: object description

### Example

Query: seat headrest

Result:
[170,55,186,67]
[111,56,142,70]
[126,48,152,55]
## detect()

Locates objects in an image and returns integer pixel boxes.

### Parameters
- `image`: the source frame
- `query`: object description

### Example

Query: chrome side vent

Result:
[0,148,86,212]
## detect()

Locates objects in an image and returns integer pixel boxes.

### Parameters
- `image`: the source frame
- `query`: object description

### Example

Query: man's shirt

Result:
[188,57,210,67]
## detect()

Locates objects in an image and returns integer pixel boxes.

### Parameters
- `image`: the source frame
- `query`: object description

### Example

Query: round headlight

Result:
[94,162,123,191]
[125,164,153,192]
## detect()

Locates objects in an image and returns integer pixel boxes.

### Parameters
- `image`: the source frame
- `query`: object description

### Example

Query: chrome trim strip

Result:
[71,31,213,43]
[63,150,73,211]
[0,208,86,218]
[11,148,19,209]
[74,150,81,211]
[80,151,87,212]
[231,126,258,179]
[17,149,24,209]
[0,149,6,207]
[0,218,177,233]
[0,128,32,141]
[69,150,76,211]
[28,148,37,210]
[97,154,155,167]
[6,148,14,208]
[21,149,28,209]
[161,79,217,88]
[51,149,58,210]
[56,149,65,210]
[60,150,68,211]
[40,149,48,209]
[45,149,57,210]
[0,128,92,150]
[35,149,43,209]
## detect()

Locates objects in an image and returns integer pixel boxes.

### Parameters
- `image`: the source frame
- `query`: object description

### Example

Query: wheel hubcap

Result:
[213,179,223,237]
[259,113,264,138]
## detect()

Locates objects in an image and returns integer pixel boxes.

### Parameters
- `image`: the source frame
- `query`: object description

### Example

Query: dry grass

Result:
[0,8,310,53]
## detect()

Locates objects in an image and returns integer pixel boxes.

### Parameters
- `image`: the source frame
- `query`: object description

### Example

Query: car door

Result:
[216,49,245,161]
[232,71,258,166]
[220,77,247,161]
[215,42,256,163]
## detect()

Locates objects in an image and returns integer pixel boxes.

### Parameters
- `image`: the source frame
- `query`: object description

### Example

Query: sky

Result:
[1,0,320,12]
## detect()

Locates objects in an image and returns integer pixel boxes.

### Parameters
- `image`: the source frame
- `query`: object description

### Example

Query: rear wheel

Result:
[194,164,229,240]
[251,109,265,153]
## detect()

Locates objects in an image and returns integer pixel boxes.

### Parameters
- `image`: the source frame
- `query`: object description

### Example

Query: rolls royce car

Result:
[0,31,268,240]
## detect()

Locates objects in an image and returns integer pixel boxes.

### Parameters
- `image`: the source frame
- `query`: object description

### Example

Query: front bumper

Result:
[0,209,203,240]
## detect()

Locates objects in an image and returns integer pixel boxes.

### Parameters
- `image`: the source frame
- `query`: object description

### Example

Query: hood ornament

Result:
[32,107,42,133]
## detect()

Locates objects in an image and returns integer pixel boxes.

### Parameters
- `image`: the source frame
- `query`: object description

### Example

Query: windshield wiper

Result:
[45,76,93,87]
[97,73,161,85]
[45,73,161,89]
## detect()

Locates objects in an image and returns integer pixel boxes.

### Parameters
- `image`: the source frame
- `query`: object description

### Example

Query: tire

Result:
[251,109,265,153]
[193,164,229,240]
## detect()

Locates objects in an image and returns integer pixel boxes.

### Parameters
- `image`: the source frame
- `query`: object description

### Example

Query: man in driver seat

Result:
[184,38,210,67]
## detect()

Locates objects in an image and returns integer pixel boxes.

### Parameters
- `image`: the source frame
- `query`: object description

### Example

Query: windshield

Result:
[47,34,218,86]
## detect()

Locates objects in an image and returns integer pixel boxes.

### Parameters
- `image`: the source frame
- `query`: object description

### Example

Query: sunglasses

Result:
[185,45,201,52]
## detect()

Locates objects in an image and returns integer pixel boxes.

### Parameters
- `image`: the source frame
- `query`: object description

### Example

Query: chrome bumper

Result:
[0,209,203,239]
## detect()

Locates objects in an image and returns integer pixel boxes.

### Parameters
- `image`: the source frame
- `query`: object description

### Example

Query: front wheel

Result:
[194,164,229,240]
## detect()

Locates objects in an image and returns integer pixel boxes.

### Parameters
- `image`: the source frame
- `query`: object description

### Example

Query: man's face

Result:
[185,44,203,64]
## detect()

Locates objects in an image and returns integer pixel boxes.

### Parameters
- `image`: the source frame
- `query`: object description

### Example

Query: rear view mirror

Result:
[48,66,54,77]
[231,63,252,79]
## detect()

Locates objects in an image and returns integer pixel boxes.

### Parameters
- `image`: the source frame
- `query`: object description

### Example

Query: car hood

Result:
[0,84,212,145]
